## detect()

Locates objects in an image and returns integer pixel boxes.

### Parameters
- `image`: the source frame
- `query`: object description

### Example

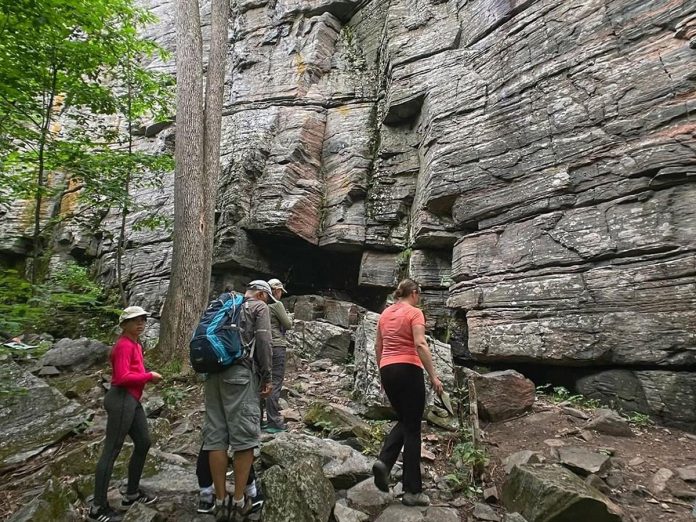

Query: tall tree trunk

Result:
[31,64,58,285]
[200,0,230,307]
[117,78,133,307]
[158,0,206,360]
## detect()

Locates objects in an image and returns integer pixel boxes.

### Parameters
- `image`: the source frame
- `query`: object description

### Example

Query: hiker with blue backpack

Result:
[190,280,274,522]
[89,306,162,522]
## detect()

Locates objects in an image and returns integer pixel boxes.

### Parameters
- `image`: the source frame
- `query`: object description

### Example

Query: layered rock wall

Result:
[1,0,695,427]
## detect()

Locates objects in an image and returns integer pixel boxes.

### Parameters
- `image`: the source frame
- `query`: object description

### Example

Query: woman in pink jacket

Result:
[89,307,162,522]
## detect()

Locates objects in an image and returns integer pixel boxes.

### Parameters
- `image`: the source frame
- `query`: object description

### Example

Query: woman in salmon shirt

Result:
[89,306,163,522]
[372,279,443,507]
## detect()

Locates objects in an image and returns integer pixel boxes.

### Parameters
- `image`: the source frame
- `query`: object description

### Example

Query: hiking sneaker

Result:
[231,495,253,522]
[87,504,124,522]
[214,494,232,522]
[250,489,265,513]
[121,489,158,507]
[197,491,215,514]
[402,492,430,507]
[372,460,390,493]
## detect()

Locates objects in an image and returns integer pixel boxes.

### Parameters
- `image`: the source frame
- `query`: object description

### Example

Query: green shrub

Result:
[0,263,119,342]
[536,384,601,410]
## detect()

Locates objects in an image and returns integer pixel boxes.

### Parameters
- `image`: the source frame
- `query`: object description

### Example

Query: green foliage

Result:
[451,438,489,471]
[536,384,601,410]
[0,382,29,399]
[445,427,488,495]
[162,385,186,408]
[0,264,119,341]
[0,0,174,274]
[625,411,653,428]
[358,421,389,457]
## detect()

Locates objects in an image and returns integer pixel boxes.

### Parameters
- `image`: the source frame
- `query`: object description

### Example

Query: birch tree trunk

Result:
[159,0,229,360]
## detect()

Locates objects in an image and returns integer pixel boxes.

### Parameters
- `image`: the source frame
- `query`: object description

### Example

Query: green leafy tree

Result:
[0,0,172,284]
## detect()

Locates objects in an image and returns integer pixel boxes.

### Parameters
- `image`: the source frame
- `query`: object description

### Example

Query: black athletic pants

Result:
[378,363,425,494]
[196,445,256,489]
[94,386,151,507]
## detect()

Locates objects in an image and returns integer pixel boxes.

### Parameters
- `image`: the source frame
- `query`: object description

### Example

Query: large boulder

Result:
[324,298,365,328]
[263,454,335,522]
[502,464,623,522]
[293,295,326,322]
[471,370,536,422]
[0,360,90,468]
[40,337,110,372]
[304,400,371,440]
[285,320,352,363]
[576,369,696,431]
[260,432,372,489]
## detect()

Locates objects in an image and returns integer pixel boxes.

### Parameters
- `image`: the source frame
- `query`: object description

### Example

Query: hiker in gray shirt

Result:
[203,280,273,521]
[263,278,293,432]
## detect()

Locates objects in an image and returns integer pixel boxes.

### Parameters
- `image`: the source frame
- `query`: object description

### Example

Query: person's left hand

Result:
[260,382,273,398]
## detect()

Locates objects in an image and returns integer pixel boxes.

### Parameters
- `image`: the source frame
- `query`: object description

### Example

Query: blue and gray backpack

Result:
[189,292,253,373]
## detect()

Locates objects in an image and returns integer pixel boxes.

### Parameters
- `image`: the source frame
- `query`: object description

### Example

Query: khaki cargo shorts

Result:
[202,364,260,452]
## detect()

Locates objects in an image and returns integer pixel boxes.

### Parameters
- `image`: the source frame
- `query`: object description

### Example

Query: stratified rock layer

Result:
[1,0,694,428]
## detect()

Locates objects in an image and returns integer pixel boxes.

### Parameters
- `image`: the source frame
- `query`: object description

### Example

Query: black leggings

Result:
[94,386,151,507]
[196,445,256,489]
[378,363,425,494]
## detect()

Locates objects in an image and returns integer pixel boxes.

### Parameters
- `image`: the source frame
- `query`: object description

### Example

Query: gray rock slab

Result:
[503,450,545,474]
[139,462,198,494]
[40,337,110,371]
[333,501,370,522]
[0,360,90,467]
[304,400,371,440]
[285,320,352,363]
[261,432,372,489]
[584,409,634,437]
[557,447,611,477]
[346,477,394,508]
[263,455,335,522]
[123,503,164,522]
[502,464,623,522]
[473,501,501,521]
[373,504,426,522]
[649,468,674,495]
[677,465,696,482]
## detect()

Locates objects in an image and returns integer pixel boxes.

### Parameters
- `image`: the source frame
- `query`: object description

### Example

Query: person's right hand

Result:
[431,376,443,395]
[150,371,163,384]
[260,382,272,398]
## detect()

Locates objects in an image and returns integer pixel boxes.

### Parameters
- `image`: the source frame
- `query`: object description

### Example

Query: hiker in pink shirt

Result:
[89,306,163,522]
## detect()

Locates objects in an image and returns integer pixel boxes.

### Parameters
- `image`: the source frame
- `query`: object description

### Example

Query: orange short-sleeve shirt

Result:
[377,302,425,369]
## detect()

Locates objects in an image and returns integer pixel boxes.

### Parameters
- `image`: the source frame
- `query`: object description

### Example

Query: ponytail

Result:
[394,278,420,299]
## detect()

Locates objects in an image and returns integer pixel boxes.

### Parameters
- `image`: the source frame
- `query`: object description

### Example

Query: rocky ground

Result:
[1,333,696,522]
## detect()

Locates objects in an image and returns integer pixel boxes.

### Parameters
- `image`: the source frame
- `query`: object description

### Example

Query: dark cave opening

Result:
[215,232,391,312]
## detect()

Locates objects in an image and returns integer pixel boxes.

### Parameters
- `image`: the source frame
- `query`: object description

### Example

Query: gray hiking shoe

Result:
[402,492,430,506]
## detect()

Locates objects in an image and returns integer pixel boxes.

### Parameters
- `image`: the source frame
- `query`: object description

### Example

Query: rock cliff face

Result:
[1,0,695,427]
